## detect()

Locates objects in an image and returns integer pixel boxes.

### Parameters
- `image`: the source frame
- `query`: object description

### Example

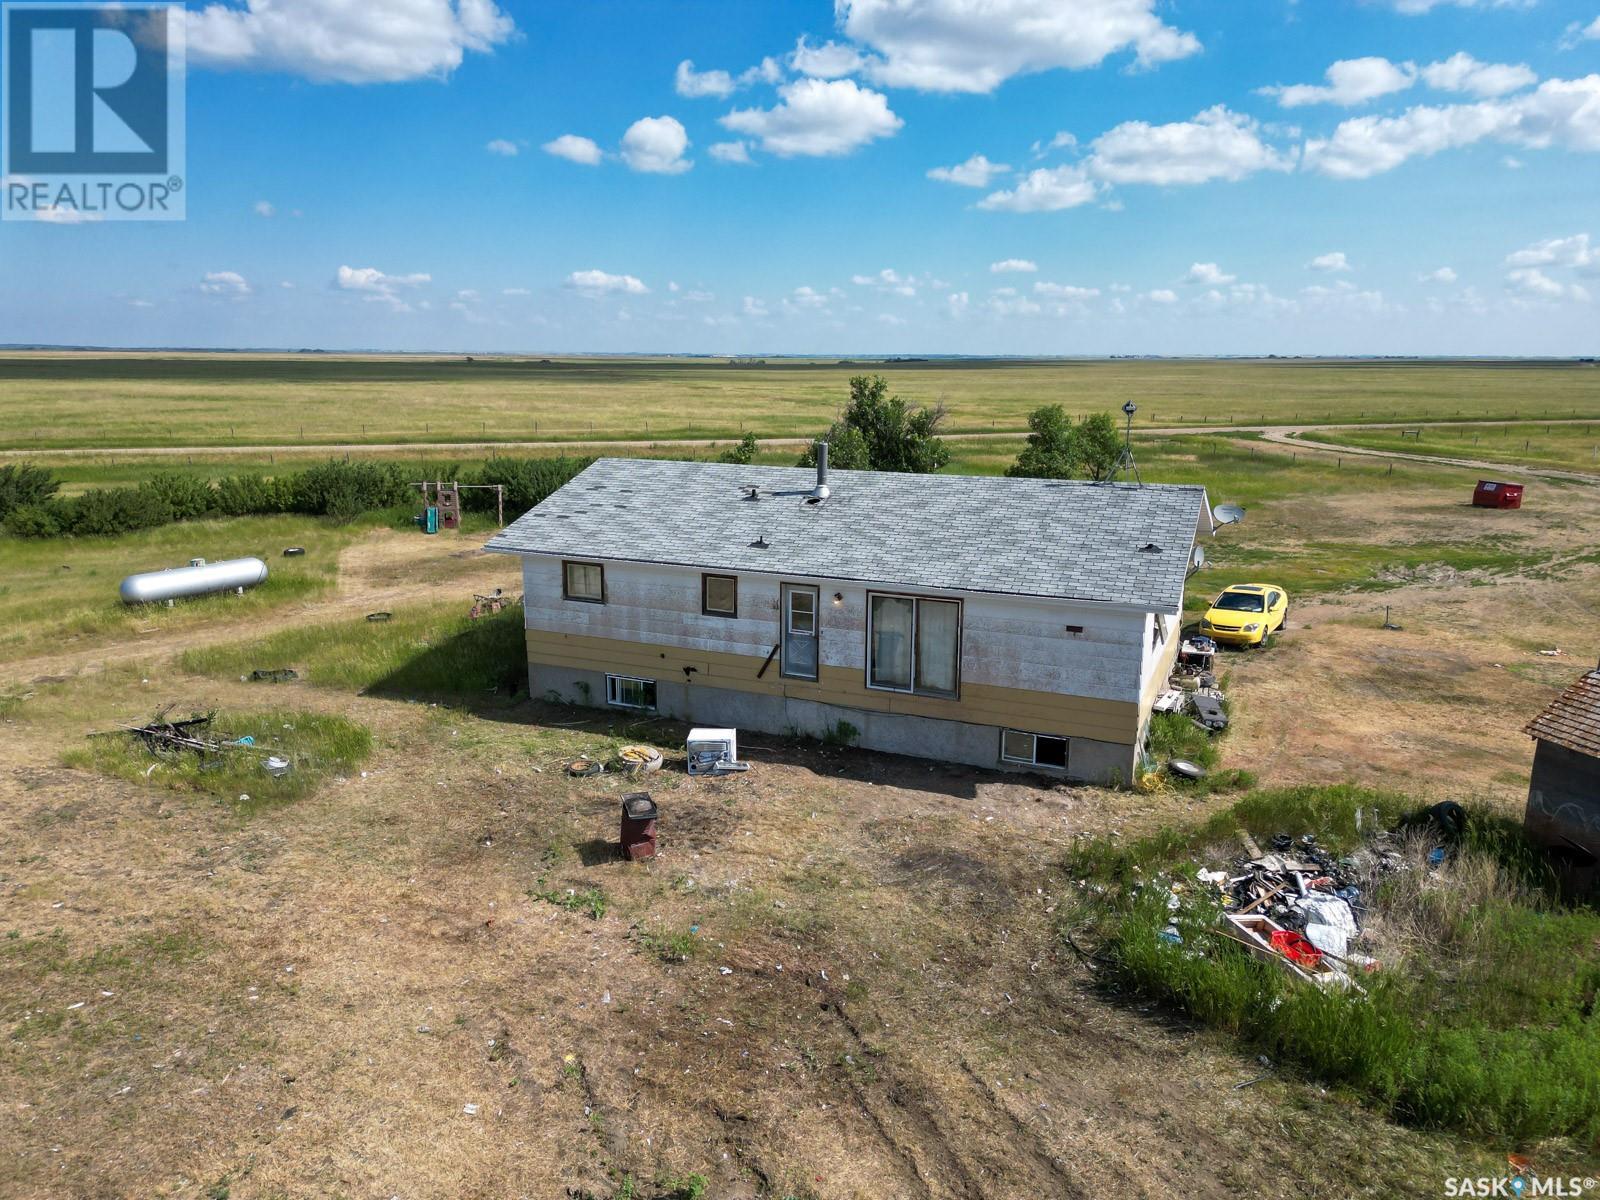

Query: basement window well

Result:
[1001,729,1068,770]
[606,675,657,711]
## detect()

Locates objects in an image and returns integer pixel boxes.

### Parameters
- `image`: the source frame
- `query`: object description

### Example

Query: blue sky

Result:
[2,0,1598,355]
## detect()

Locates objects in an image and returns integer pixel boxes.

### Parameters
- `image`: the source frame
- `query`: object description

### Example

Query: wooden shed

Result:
[1523,667,1600,877]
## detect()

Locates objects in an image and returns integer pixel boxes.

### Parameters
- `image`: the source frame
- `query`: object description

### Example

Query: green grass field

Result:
[0,515,359,664]
[1310,421,1600,474]
[3,353,1598,450]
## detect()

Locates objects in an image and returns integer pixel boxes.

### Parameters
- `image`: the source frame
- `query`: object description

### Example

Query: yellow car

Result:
[1199,584,1289,647]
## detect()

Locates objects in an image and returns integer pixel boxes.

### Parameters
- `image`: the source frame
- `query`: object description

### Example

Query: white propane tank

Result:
[119,557,270,605]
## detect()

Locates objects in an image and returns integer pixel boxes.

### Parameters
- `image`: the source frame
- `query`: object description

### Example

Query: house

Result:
[485,449,1213,785]
[1523,667,1600,870]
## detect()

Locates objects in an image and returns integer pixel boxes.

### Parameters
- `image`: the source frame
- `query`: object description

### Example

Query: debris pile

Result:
[1174,830,1414,990]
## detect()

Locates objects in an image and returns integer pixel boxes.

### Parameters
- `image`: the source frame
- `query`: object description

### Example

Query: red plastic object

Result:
[1269,930,1323,968]
[1473,480,1524,509]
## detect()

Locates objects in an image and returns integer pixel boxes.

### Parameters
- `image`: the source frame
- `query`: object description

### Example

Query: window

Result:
[1001,729,1068,770]
[605,674,656,710]
[563,560,605,603]
[702,574,738,618]
[867,594,960,698]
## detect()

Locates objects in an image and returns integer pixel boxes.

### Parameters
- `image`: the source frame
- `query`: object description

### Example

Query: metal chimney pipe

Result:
[814,441,830,499]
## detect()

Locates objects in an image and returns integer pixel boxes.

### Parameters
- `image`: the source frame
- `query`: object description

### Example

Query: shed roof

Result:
[484,457,1210,610]
[1525,669,1600,760]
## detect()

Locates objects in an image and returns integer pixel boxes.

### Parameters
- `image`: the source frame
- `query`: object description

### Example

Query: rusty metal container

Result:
[620,792,658,860]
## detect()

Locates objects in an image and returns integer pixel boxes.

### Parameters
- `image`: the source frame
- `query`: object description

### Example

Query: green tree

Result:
[1075,410,1124,481]
[798,374,950,474]
[1006,407,1125,482]
[0,464,59,521]
[717,432,759,465]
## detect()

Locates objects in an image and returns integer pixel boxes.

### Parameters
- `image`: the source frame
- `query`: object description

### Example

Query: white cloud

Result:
[1421,52,1536,98]
[675,59,737,99]
[253,200,275,217]
[850,268,938,296]
[927,153,1011,187]
[485,138,519,156]
[978,164,1098,212]
[620,116,692,174]
[35,205,102,224]
[1145,288,1178,304]
[838,0,1200,94]
[946,291,970,317]
[565,269,649,296]
[990,258,1038,273]
[1419,266,1458,283]
[1031,131,1078,157]
[187,0,514,84]
[1086,106,1295,186]
[1302,76,1600,179]
[334,265,430,310]
[1506,267,1590,301]
[674,56,782,98]
[789,285,836,310]
[1505,233,1597,270]
[791,36,866,79]
[709,140,754,164]
[1309,251,1352,272]
[1033,281,1099,299]
[742,296,770,318]
[1261,57,1417,108]
[542,134,603,165]
[1186,262,1236,285]
[1562,16,1600,47]
[721,78,901,157]
[200,270,252,296]
[502,287,531,296]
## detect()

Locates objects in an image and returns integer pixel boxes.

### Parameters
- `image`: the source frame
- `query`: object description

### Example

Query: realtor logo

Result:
[2,2,185,220]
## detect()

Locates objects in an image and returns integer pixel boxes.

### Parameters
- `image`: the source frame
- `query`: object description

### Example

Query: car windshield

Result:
[1214,592,1265,613]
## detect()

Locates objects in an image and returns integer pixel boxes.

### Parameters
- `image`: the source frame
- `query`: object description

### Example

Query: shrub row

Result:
[0,457,593,539]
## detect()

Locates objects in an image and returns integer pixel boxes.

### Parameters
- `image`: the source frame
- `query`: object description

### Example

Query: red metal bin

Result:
[620,792,658,860]
[1473,480,1524,509]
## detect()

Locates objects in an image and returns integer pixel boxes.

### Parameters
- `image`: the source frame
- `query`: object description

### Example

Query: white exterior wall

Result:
[522,554,1150,704]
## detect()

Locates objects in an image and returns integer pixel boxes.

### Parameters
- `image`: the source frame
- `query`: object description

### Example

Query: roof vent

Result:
[743,485,761,501]
[812,441,831,501]
[1139,542,1163,553]
[750,533,770,549]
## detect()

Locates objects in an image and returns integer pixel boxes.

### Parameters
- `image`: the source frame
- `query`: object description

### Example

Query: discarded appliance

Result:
[119,557,269,605]
[1473,479,1524,509]
[620,792,659,860]
[687,727,746,775]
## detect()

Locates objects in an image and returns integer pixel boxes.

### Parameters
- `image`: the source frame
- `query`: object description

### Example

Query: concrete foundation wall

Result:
[533,664,1139,785]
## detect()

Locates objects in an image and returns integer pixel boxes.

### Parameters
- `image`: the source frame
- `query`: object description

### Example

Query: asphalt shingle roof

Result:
[1526,669,1600,760]
[485,458,1210,610]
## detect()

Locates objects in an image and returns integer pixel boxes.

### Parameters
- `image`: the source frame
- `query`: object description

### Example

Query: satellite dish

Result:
[1213,503,1245,527]
[1189,545,1207,574]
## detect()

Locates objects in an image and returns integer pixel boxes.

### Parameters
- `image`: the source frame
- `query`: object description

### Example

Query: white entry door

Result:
[780,584,819,680]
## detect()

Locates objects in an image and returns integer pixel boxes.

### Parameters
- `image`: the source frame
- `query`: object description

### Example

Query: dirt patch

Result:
[892,848,1016,912]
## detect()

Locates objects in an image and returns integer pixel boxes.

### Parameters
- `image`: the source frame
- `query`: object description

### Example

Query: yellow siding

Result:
[526,628,1141,745]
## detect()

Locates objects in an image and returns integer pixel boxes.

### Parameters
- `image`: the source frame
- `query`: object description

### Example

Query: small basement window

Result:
[702,573,738,618]
[1001,729,1068,770]
[605,674,656,711]
[563,560,605,603]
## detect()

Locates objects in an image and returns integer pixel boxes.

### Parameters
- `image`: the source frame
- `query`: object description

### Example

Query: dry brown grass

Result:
[6,486,1598,1197]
